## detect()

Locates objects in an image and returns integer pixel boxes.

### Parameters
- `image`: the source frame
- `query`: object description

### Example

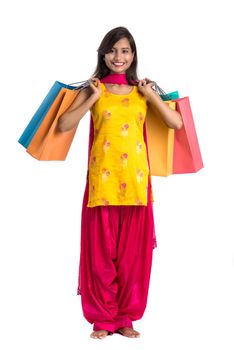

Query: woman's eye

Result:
[110,49,129,53]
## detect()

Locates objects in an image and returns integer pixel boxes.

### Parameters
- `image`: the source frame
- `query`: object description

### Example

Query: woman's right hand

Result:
[89,77,102,100]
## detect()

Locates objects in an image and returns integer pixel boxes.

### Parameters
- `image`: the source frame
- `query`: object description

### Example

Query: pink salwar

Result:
[76,117,157,333]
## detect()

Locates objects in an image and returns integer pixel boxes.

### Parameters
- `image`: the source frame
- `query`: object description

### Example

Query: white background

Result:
[1,0,234,349]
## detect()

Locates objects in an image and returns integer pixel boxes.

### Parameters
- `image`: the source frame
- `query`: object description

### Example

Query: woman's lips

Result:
[113,63,124,67]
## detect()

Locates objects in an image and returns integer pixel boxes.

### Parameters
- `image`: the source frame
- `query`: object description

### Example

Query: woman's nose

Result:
[114,52,122,60]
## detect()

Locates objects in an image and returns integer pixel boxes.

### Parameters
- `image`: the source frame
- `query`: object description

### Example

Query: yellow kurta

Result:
[87,82,154,207]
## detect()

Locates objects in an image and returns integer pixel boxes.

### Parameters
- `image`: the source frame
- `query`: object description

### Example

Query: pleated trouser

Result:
[77,174,157,333]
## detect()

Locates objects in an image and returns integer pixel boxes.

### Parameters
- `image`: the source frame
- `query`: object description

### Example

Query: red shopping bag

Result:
[173,96,203,174]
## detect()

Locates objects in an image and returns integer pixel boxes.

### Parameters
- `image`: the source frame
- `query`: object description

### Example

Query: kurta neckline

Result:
[101,83,136,96]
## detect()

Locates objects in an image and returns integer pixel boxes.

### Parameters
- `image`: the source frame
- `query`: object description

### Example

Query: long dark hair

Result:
[91,26,139,85]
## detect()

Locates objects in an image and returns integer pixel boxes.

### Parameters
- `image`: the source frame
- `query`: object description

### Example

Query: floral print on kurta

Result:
[87,82,154,207]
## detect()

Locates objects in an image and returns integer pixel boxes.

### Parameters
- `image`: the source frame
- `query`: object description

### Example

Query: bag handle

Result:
[68,79,92,91]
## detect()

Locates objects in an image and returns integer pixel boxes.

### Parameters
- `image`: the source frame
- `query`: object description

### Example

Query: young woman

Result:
[58,26,183,340]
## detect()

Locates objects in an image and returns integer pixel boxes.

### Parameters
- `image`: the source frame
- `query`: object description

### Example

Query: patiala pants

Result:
[77,175,157,333]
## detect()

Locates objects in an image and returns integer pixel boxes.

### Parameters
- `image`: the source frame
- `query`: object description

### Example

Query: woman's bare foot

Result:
[116,327,140,338]
[90,330,109,339]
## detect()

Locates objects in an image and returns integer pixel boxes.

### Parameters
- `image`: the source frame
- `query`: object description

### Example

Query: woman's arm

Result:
[138,78,184,130]
[146,90,184,130]
[58,78,101,132]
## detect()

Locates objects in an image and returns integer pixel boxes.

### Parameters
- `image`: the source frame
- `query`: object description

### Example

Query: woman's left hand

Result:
[137,78,155,98]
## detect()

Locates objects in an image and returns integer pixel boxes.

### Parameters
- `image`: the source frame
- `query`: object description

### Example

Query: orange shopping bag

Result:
[26,87,79,160]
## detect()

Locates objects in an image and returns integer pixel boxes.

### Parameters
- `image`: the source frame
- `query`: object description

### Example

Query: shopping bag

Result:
[26,88,78,160]
[18,80,90,160]
[146,100,176,176]
[172,96,203,174]
[145,94,203,176]
[18,81,80,148]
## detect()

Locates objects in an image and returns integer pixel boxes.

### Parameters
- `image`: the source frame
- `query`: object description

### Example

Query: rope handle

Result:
[68,79,92,91]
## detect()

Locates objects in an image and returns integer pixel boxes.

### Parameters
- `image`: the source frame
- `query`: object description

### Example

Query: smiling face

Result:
[103,37,135,74]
